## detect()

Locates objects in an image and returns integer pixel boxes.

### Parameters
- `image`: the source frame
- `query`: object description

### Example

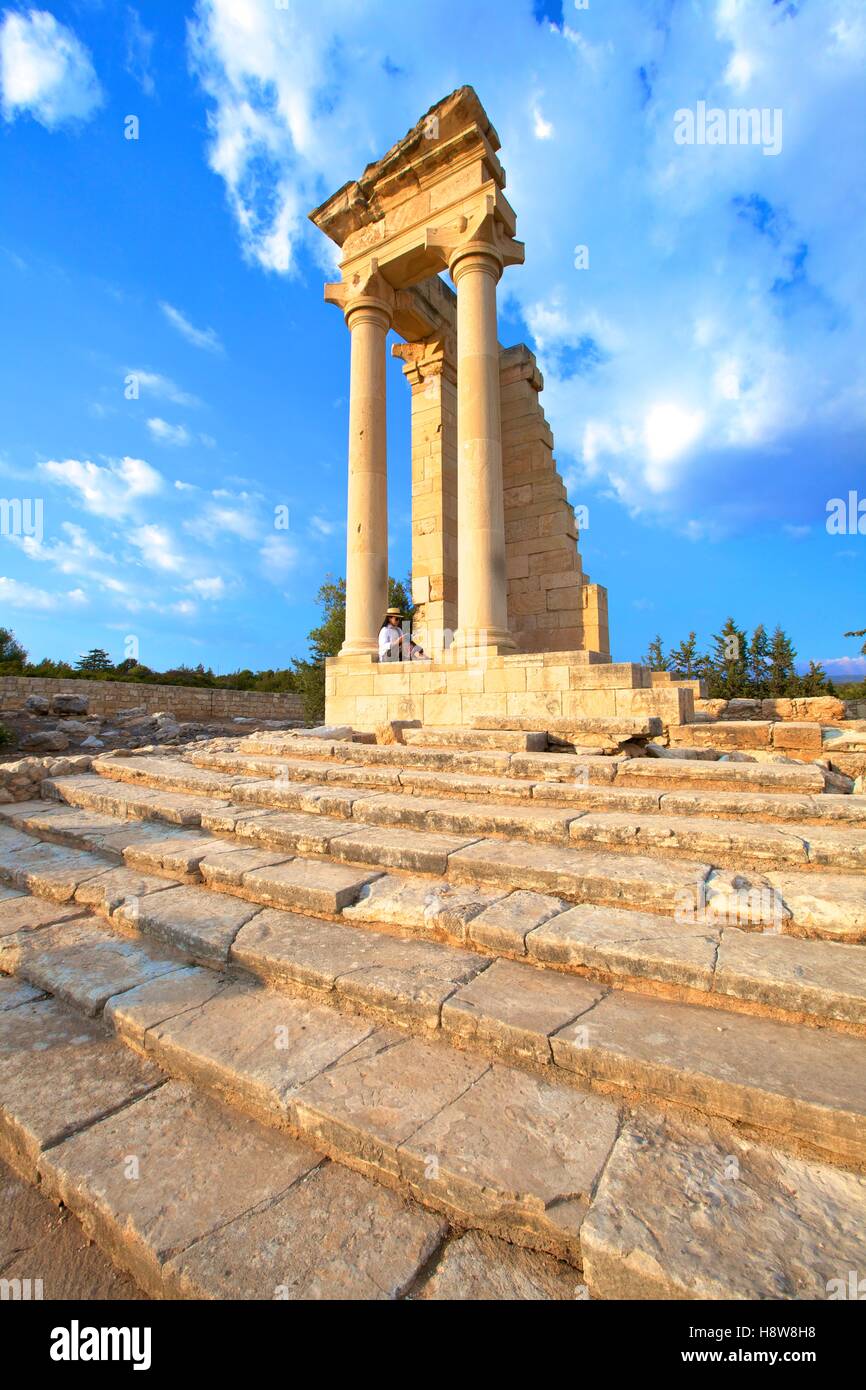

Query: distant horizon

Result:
[1,1,863,679]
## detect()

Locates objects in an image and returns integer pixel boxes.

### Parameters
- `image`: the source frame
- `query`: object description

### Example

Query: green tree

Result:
[747,624,771,699]
[643,635,669,671]
[75,647,114,672]
[768,626,797,696]
[844,627,866,656]
[668,631,702,680]
[799,660,831,695]
[0,626,27,672]
[707,617,748,698]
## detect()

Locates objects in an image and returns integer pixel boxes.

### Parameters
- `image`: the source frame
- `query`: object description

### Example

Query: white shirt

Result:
[379,624,403,661]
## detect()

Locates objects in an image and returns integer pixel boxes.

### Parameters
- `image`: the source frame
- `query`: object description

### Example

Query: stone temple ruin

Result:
[1,87,865,1306]
[310,87,698,731]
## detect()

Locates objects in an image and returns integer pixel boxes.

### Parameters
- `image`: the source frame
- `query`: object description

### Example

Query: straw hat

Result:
[385,606,403,617]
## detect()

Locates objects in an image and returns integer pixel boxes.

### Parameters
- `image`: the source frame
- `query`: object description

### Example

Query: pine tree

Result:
[0,626,27,671]
[643,635,669,671]
[668,632,702,679]
[747,624,771,699]
[799,660,830,695]
[75,648,114,672]
[707,617,749,698]
[768,626,797,696]
[844,628,866,656]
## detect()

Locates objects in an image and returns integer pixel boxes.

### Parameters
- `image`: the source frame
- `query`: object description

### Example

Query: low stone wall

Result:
[695,696,850,722]
[0,677,303,723]
[326,651,693,730]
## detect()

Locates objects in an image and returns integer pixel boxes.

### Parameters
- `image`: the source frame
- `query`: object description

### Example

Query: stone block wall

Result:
[0,677,303,723]
[326,650,692,730]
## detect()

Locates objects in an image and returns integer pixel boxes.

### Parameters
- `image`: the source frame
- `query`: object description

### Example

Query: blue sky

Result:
[0,0,864,677]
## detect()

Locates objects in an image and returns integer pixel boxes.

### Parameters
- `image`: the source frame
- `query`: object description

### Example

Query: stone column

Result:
[327,274,393,657]
[450,242,514,653]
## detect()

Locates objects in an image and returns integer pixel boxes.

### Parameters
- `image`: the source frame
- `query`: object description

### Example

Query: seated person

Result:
[378,606,427,661]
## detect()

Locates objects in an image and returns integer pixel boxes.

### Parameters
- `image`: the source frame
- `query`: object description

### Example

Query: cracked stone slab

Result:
[330,826,481,875]
[232,909,486,1028]
[199,847,292,888]
[111,884,263,965]
[442,959,605,1063]
[0,917,188,1016]
[241,858,381,915]
[46,775,222,826]
[74,866,181,918]
[535,783,663,813]
[0,975,45,1012]
[106,965,230,1047]
[448,839,712,914]
[233,778,363,819]
[343,874,504,943]
[165,1161,447,1301]
[398,770,536,802]
[768,870,866,942]
[0,894,87,939]
[467,890,569,954]
[399,1063,622,1259]
[796,823,866,871]
[660,790,814,824]
[1,841,110,901]
[616,759,827,793]
[415,1229,584,1300]
[528,903,719,991]
[118,976,375,1125]
[581,1110,866,1300]
[715,928,866,1024]
[292,1033,489,1180]
[232,810,358,856]
[95,757,241,797]
[568,812,808,868]
[552,990,866,1163]
[0,997,162,1179]
[124,833,237,878]
[37,1079,322,1299]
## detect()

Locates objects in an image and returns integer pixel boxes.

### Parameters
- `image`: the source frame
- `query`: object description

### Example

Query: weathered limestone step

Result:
[447,838,712,914]
[347,793,579,845]
[402,727,548,752]
[473,714,663,739]
[0,914,189,1016]
[5,797,866,1020]
[107,969,621,1260]
[187,746,863,821]
[0,994,162,1179]
[38,1077,448,1300]
[616,757,827,795]
[112,885,264,967]
[412,1229,584,1300]
[567,811,866,872]
[43,773,227,826]
[580,1109,866,1300]
[232,908,490,1029]
[551,990,866,1164]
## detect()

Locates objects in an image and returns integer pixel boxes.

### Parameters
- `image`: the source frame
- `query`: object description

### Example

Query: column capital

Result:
[392,334,456,388]
[425,195,525,285]
[324,261,396,328]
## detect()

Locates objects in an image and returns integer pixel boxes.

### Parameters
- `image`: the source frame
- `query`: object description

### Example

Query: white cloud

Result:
[184,498,259,541]
[0,575,87,610]
[189,575,225,599]
[160,302,223,353]
[531,104,554,140]
[147,417,192,447]
[0,9,102,128]
[40,456,163,519]
[260,534,298,580]
[127,369,201,407]
[128,523,186,573]
[125,7,156,96]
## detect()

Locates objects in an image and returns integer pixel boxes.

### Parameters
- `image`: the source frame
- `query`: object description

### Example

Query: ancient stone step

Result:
[8,779,866,1017]
[106,969,621,1260]
[4,924,863,1299]
[580,1109,866,1300]
[402,727,549,752]
[185,745,862,819]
